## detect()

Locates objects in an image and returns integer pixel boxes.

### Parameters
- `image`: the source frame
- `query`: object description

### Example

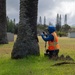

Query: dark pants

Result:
[46,49,59,58]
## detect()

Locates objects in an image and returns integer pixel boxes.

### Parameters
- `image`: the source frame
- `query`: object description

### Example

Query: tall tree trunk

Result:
[0,0,8,44]
[11,0,40,59]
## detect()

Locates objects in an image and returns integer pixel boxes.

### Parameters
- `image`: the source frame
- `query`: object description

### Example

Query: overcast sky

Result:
[6,0,75,26]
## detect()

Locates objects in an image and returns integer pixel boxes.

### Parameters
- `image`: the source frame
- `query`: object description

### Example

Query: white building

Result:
[68,31,75,38]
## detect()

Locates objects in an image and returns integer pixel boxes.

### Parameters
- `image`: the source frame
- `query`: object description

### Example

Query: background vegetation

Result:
[7,17,18,34]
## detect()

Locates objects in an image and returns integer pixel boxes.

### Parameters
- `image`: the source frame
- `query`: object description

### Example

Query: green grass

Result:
[0,36,75,75]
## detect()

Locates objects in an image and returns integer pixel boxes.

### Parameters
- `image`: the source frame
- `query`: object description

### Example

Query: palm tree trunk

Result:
[11,0,40,59]
[0,0,8,44]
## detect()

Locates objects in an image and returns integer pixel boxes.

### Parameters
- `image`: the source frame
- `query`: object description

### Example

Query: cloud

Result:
[38,0,75,25]
[6,0,75,25]
[6,0,20,23]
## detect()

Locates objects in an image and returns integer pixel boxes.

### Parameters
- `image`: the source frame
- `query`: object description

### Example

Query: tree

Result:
[59,14,61,29]
[39,16,42,25]
[56,14,61,31]
[61,24,71,33]
[64,14,67,25]
[44,16,46,26]
[7,17,17,34]
[0,0,8,44]
[7,18,15,33]
[11,0,40,59]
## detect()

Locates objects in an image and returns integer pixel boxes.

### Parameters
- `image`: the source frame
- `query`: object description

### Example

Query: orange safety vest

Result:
[48,32,60,50]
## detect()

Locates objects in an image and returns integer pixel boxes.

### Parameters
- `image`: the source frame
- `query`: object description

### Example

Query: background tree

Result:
[61,24,71,33]
[64,14,67,25]
[44,16,46,26]
[11,0,40,59]
[59,14,61,29]
[7,17,15,33]
[56,14,61,31]
[39,16,42,25]
[0,0,8,44]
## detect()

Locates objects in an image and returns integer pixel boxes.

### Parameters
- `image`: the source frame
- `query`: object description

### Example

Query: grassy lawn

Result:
[0,36,75,75]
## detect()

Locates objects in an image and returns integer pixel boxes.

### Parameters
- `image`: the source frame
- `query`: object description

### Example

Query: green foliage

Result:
[56,24,61,31]
[7,17,15,33]
[56,24,71,37]
[61,24,71,33]
[7,17,18,34]
[56,14,61,31]
[57,31,67,37]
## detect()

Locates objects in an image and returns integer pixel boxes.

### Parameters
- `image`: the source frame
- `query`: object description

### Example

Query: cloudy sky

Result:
[6,0,75,26]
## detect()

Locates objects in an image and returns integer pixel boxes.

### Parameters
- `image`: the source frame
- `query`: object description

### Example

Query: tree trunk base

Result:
[11,39,40,59]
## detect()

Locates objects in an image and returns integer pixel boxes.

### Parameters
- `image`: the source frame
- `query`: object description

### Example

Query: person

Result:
[41,25,60,59]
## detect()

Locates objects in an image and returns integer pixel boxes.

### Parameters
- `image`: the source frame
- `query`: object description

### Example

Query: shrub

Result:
[57,31,67,37]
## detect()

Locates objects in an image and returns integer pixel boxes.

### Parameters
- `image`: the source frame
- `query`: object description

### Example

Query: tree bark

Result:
[0,0,8,44]
[11,0,40,59]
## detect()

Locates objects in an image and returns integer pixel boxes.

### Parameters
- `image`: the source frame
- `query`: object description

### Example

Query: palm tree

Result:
[0,0,8,44]
[11,0,40,59]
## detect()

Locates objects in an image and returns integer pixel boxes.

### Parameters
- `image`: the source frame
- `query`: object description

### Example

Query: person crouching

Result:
[41,26,60,59]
